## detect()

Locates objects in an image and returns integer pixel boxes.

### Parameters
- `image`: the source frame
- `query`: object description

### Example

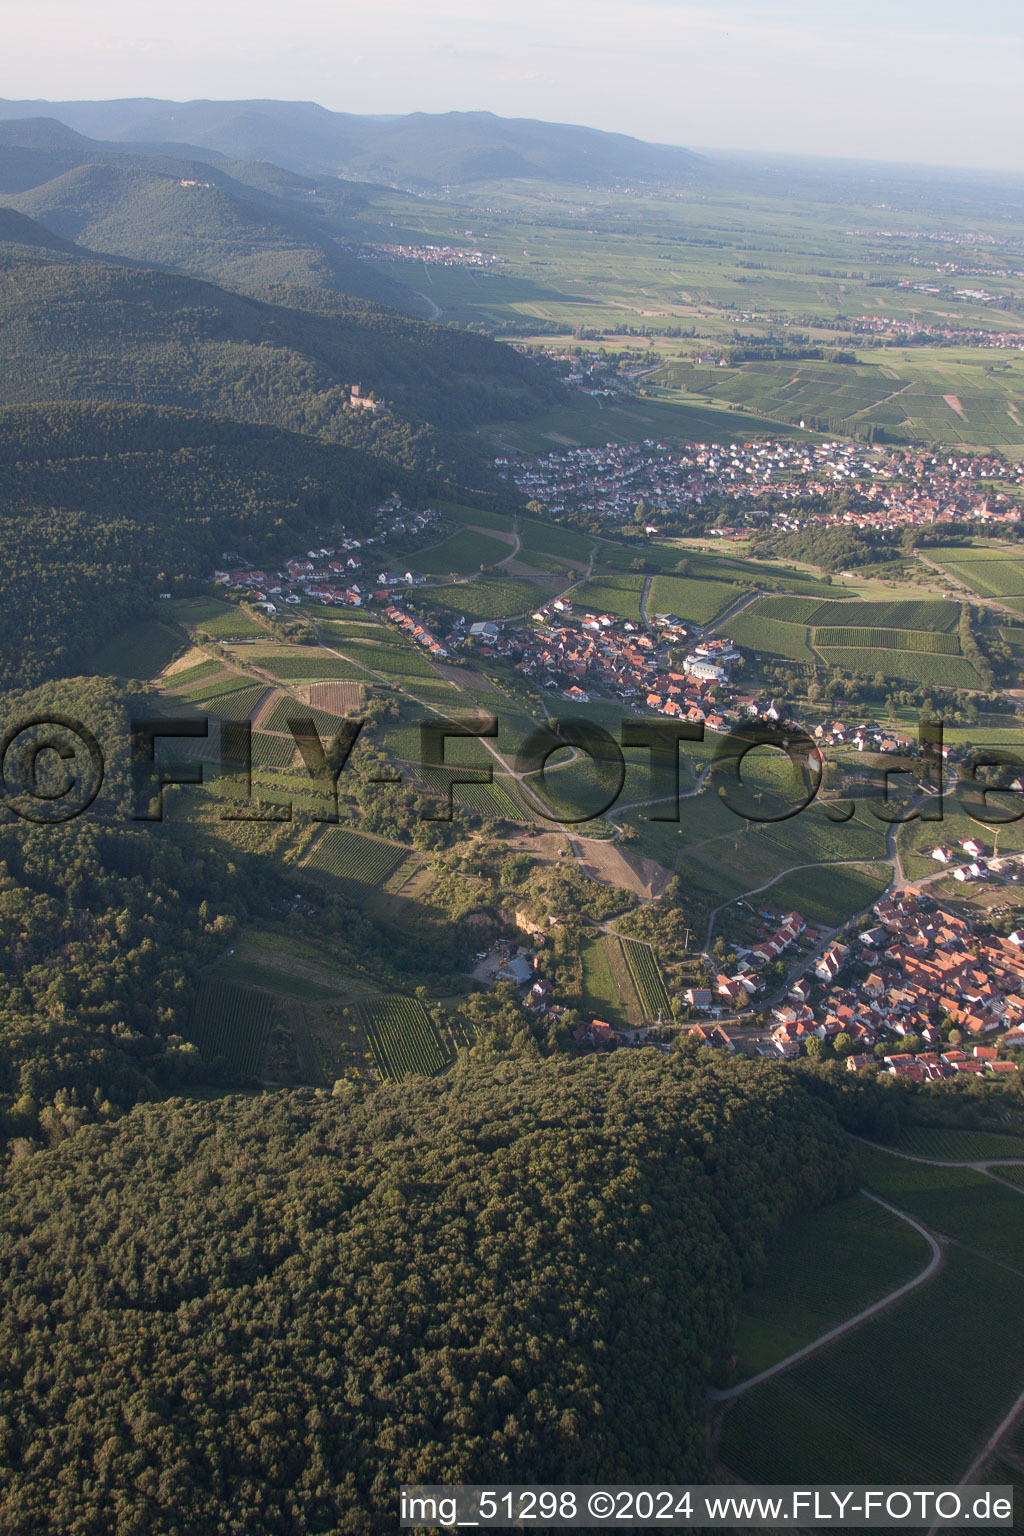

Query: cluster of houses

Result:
[778,890,1021,1070]
[706,911,813,1014]
[382,605,449,659]
[210,501,442,612]
[497,438,1024,530]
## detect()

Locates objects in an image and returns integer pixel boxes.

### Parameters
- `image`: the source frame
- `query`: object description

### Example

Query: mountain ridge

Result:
[0,98,704,188]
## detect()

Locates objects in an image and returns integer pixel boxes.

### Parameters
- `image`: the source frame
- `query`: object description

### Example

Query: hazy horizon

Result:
[2,0,1022,175]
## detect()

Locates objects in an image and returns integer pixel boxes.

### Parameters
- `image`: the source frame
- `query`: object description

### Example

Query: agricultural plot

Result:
[202,685,270,722]
[357,995,451,1081]
[186,982,273,1076]
[753,862,891,928]
[453,778,534,821]
[812,626,960,653]
[649,574,745,626]
[719,1245,1024,1486]
[807,598,960,631]
[409,527,510,575]
[332,639,437,678]
[726,611,818,662]
[856,1145,1024,1272]
[570,572,645,622]
[731,1193,931,1378]
[815,647,983,688]
[302,827,412,892]
[306,681,363,714]
[929,547,1024,601]
[895,1127,1024,1162]
[259,653,368,680]
[425,578,547,620]
[752,595,826,624]
[158,658,224,690]
[177,676,265,705]
[619,937,671,1018]
[264,696,358,738]
[516,516,593,563]
[580,935,651,1026]
[251,731,297,768]
[195,608,266,639]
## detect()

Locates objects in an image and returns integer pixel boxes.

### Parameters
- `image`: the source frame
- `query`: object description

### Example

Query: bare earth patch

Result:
[573,837,674,898]
[251,688,284,729]
[159,644,211,679]
[305,681,363,715]
[944,394,966,420]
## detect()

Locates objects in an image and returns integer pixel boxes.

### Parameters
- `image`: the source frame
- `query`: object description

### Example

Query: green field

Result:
[855,1145,1024,1272]
[357,995,451,1080]
[929,546,1024,602]
[649,573,745,626]
[719,1244,1024,1484]
[571,572,645,621]
[807,598,961,630]
[409,526,511,575]
[260,652,377,680]
[812,626,960,653]
[816,647,983,687]
[422,578,545,620]
[726,610,819,662]
[752,862,892,928]
[720,1143,1024,1485]
[186,981,273,1076]
[731,1193,930,1377]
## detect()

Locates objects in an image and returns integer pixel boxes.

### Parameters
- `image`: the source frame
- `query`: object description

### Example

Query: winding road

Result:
[708,1190,942,1403]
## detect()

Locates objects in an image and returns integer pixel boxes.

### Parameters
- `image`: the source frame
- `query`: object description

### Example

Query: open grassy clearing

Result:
[580,935,638,1028]
[731,1193,931,1378]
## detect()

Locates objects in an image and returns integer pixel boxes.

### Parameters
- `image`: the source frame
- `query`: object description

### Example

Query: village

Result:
[499,436,1024,531]
[479,881,1024,1089]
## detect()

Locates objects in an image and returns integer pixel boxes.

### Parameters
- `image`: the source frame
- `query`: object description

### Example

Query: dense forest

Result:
[0,403,411,690]
[0,247,562,475]
[0,1051,853,1534]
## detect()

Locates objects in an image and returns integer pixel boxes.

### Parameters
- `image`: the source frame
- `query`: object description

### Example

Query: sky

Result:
[2,0,1022,172]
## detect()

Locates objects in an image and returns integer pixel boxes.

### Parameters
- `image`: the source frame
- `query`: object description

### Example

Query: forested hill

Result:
[0,1052,852,1533]
[0,403,406,689]
[0,249,561,473]
[0,205,84,255]
[0,143,410,309]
